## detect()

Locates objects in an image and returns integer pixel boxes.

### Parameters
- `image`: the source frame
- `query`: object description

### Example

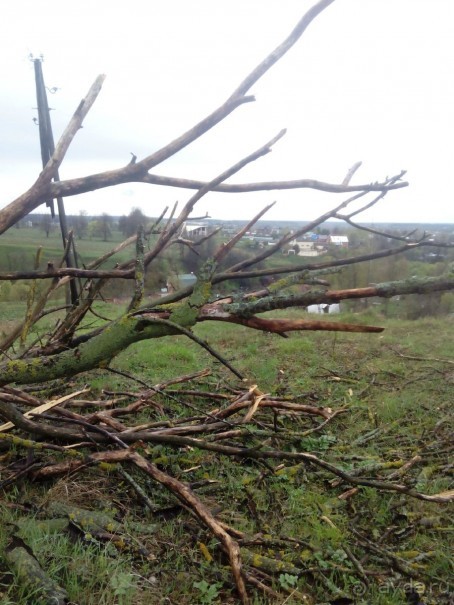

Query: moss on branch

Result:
[225,275,454,317]
[0,313,182,386]
[2,274,452,387]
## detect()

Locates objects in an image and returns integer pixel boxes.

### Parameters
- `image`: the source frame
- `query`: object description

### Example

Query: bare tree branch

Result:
[141,172,408,193]
[0,0,360,234]
[341,161,363,186]
[0,75,106,234]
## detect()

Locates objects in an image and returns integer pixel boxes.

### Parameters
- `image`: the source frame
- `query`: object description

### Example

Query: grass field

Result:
[0,228,135,272]
[0,304,453,604]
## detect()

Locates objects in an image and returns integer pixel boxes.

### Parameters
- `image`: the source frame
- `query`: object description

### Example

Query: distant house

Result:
[289,240,325,257]
[329,235,349,247]
[182,222,208,239]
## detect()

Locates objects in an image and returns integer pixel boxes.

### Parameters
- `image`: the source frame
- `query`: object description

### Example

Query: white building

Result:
[329,235,349,247]
[182,222,208,239]
[307,303,341,314]
[289,240,325,257]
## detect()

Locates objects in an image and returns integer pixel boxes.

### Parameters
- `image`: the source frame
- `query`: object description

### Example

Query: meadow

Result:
[0,227,134,272]
[0,295,452,604]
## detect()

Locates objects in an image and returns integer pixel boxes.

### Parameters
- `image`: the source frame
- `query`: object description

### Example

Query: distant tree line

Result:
[29,207,150,241]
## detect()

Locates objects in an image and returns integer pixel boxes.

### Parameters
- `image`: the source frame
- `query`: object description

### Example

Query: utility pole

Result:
[32,56,79,305]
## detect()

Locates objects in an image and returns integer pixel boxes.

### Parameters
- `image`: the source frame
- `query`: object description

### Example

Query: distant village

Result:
[182,218,453,258]
[25,212,452,266]
[182,220,348,256]
[16,214,453,317]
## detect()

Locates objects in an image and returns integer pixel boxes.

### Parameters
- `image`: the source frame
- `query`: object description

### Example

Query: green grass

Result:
[0,308,453,603]
[0,506,151,604]
[0,228,133,269]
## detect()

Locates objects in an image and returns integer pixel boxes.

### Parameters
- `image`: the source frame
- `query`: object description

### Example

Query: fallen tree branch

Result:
[0,1,342,233]
[0,268,134,281]
[5,536,69,605]
[2,275,452,386]
[123,450,249,603]
[142,172,408,193]
[392,350,454,365]
[201,314,384,335]
[0,388,88,433]
[0,75,106,234]
[221,274,454,316]
[1,399,452,504]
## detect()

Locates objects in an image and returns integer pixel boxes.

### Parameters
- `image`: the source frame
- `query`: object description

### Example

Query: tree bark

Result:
[2,275,452,387]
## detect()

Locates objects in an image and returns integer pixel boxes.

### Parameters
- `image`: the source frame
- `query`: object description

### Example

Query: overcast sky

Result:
[1,0,453,224]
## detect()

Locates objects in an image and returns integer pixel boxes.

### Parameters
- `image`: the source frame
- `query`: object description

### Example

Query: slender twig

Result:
[133,315,244,379]
[392,350,454,365]
[3,399,453,504]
